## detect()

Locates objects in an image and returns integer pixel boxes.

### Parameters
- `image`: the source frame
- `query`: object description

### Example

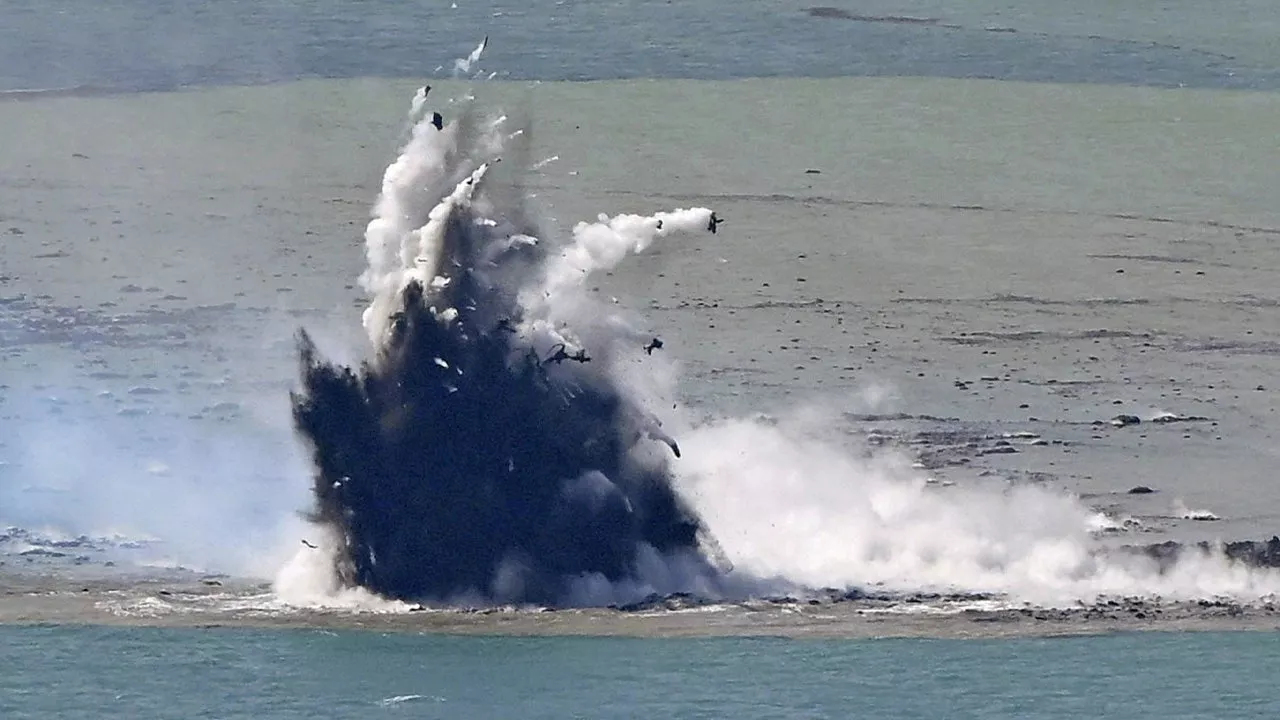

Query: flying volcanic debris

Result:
[289,87,725,606]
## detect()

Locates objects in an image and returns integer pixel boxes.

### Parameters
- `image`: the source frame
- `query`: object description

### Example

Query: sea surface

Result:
[4,0,1280,717]
[4,626,1280,719]
[5,0,1280,91]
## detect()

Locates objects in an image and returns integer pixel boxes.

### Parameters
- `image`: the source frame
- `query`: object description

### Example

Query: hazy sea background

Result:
[3,1,1280,717]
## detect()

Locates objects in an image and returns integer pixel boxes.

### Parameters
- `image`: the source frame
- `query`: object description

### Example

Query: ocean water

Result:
[4,626,1280,719]
[4,1,1280,716]
[5,0,1280,91]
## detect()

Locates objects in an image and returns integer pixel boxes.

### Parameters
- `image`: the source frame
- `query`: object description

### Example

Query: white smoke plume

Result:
[675,408,1280,607]
[0,374,309,579]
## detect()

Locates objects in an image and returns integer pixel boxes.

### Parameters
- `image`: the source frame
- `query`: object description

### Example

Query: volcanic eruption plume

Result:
[289,86,724,606]
[284,81,1280,614]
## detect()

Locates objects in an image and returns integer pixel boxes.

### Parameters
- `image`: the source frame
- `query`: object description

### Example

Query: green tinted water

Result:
[3,626,1278,719]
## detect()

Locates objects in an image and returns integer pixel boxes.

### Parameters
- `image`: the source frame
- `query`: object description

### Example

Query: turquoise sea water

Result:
[4,626,1279,719]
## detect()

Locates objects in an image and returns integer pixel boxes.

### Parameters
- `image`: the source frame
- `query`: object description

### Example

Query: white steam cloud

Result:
[0,375,309,578]
[675,408,1280,606]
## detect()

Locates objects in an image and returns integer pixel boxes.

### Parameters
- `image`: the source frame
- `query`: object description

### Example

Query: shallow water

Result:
[3,625,1279,719]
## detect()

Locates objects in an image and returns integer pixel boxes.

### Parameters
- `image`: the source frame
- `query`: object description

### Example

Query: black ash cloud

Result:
[289,88,723,606]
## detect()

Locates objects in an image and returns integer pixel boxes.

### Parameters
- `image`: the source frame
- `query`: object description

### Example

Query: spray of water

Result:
[452,36,489,77]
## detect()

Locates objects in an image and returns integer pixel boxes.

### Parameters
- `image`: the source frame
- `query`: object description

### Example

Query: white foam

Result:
[378,695,442,707]
[1174,499,1220,521]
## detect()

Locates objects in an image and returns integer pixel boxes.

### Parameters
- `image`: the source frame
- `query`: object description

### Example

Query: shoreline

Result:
[7,68,1280,103]
[3,575,1277,640]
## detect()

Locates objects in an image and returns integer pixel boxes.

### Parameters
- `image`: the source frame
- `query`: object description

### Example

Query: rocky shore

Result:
[3,567,1278,639]
[1127,536,1280,570]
